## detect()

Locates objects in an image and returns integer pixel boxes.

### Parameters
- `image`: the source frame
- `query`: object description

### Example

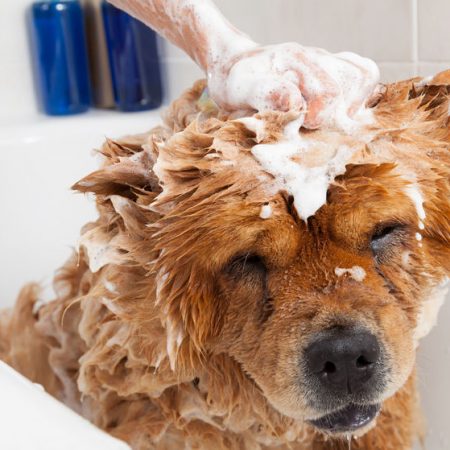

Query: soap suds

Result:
[32,299,45,315]
[166,318,184,371]
[414,277,449,345]
[153,352,165,370]
[401,251,411,269]
[249,116,358,220]
[238,117,267,143]
[415,233,422,241]
[155,0,380,223]
[414,75,433,88]
[78,228,126,273]
[77,180,95,188]
[155,270,169,305]
[104,280,118,295]
[335,266,366,282]
[404,184,426,230]
[259,203,272,219]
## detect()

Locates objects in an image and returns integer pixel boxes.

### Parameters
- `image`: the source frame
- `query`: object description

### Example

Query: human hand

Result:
[207,42,380,129]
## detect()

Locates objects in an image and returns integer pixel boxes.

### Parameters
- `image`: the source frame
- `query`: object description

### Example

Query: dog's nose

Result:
[304,328,381,395]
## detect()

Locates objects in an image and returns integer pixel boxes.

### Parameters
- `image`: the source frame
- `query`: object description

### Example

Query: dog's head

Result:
[76,75,450,438]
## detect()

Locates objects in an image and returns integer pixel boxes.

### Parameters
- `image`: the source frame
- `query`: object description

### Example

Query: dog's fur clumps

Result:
[1,75,450,450]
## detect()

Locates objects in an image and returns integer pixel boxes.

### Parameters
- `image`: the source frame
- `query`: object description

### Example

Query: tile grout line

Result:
[412,0,419,75]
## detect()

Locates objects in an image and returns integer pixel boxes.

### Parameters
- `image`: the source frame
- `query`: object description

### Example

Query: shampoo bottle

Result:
[30,0,91,115]
[102,1,163,111]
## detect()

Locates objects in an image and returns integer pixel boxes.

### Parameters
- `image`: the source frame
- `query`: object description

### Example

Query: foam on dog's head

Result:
[230,87,380,221]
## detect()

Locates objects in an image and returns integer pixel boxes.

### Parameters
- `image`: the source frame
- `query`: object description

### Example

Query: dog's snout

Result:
[305,328,381,395]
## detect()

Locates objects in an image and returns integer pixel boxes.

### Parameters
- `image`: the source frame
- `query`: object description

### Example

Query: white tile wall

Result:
[0,0,40,122]
[2,0,450,120]
[418,0,450,62]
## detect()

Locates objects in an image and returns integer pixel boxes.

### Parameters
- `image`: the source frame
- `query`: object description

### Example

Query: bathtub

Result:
[0,360,131,450]
[0,110,162,305]
[0,111,449,449]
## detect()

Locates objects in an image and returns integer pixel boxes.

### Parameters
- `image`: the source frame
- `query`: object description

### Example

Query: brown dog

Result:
[1,74,449,450]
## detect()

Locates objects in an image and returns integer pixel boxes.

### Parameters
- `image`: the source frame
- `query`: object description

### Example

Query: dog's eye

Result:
[370,223,406,258]
[226,254,267,279]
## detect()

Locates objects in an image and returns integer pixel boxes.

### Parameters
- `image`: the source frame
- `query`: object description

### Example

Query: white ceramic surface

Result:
[0,360,131,450]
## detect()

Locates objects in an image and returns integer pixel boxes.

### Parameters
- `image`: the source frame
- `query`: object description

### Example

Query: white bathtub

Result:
[0,361,131,450]
[0,110,162,304]
[0,111,449,449]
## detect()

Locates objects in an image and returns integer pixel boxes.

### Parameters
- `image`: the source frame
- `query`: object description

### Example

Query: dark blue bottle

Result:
[30,0,91,115]
[102,1,163,111]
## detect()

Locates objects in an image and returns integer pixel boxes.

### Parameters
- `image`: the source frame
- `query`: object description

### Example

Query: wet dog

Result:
[1,74,449,450]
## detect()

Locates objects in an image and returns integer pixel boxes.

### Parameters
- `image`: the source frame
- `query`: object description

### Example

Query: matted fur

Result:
[1,74,449,450]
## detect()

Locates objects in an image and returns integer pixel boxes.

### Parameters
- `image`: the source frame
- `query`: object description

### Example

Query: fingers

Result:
[286,52,341,128]
[207,43,380,128]
[240,76,306,113]
[215,53,307,113]
[297,49,379,126]
[334,51,380,115]
[255,77,306,112]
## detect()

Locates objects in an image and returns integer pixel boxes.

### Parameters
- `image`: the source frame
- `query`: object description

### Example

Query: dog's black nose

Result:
[304,328,381,395]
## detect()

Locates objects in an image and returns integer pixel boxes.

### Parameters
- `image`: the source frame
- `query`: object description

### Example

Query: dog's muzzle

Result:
[302,326,386,433]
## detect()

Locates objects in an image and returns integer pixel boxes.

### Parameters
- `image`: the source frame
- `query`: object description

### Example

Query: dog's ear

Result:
[413,72,450,274]
[152,237,218,368]
[413,70,450,258]
[72,80,209,199]
[420,154,450,275]
[372,71,450,273]
[72,135,163,198]
[151,180,262,368]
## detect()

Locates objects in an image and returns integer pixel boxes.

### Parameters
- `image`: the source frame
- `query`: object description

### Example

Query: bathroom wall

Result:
[0,1,449,449]
[3,0,450,120]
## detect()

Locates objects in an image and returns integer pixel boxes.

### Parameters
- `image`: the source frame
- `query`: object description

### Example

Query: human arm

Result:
[107,0,380,128]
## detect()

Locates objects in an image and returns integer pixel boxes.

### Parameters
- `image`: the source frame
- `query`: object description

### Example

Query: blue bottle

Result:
[30,0,91,115]
[102,1,163,111]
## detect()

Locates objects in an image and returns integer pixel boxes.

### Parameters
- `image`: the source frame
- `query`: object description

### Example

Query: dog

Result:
[1,73,449,450]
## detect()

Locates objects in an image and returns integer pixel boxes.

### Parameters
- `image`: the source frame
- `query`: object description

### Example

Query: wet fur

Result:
[1,75,449,450]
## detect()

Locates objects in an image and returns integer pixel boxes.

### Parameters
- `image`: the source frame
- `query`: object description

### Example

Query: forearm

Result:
[107,0,379,123]
[107,0,256,73]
